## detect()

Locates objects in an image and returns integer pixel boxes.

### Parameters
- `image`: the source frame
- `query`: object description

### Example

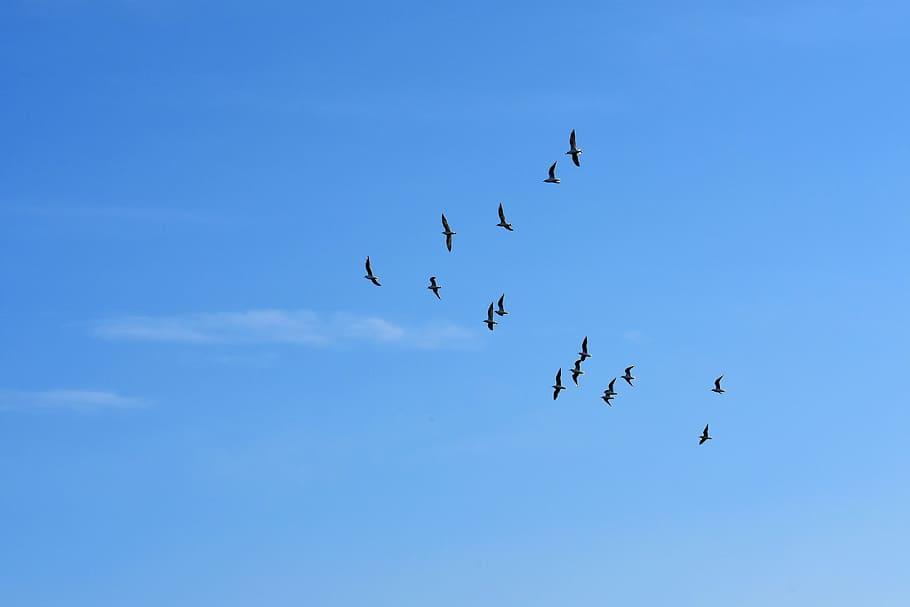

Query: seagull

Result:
[712,375,725,394]
[699,424,712,445]
[622,365,635,387]
[552,368,566,400]
[495,294,508,317]
[571,359,585,386]
[543,161,560,184]
[577,336,591,361]
[496,203,513,231]
[441,213,456,252]
[364,256,381,286]
[605,377,617,396]
[566,129,582,167]
[427,276,441,299]
[483,302,497,331]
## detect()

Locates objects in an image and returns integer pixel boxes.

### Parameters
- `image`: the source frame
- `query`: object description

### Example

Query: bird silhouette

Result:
[496,203,513,231]
[552,368,566,400]
[495,294,508,317]
[571,359,585,386]
[712,375,725,394]
[622,365,635,386]
[566,129,582,167]
[427,276,441,299]
[578,336,591,361]
[699,424,712,445]
[483,302,497,331]
[364,256,381,286]
[601,391,615,406]
[543,161,560,184]
[441,213,456,252]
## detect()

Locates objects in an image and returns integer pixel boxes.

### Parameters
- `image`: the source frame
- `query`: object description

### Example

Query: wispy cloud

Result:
[93,309,479,350]
[0,389,143,412]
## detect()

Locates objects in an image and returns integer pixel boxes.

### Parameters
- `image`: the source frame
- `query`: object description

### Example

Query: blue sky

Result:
[1,1,909,605]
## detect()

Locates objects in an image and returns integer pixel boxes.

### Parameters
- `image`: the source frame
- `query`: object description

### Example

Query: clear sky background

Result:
[1,1,909,605]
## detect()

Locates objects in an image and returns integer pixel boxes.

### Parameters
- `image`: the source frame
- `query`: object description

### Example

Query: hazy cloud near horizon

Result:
[92,309,481,350]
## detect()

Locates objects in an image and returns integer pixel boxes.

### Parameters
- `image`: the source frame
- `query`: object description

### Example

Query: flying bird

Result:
[496,203,513,231]
[552,368,566,400]
[605,377,617,396]
[601,390,615,407]
[578,336,591,361]
[699,424,712,445]
[543,161,560,184]
[622,365,636,386]
[364,256,381,286]
[712,375,725,394]
[566,129,582,167]
[483,302,497,331]
[441,213,456,252]
[427,276,441,299]
[495,294,508,317]
[571,359,585,386]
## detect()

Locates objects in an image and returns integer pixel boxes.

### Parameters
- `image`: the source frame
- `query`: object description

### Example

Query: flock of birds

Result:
[363,129,726,446]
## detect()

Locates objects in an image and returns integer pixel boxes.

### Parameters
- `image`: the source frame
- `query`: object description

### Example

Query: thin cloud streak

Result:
[93,309,480,350]
[0,389,143,411]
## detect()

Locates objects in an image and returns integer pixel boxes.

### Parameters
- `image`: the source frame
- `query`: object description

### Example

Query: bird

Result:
[543,161,560,184]
[601,390,615,407]
[427,276,441,299]
[441,213,456,252]
[496,203,513,231]
[571,359,585,386]
[577,336,591,361]
[712,375,725,394]
[483,302,497,331]
[622,365,635,386]
[605,377,617,396]
[495,294,508,316]
[699,424,712,445]
[364,256,381,286]
[552,368,566,400]
[566,129,582,167]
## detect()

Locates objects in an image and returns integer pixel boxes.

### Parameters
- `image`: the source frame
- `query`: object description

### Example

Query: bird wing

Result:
[571,153,580,167]
[555,368,562,386]
[487,303,494,321]
[569,129,576,148]
[446,233,453,251]
[582,336,588,354]
[608,378,615,391]
[703,424,710,436]
[498,203,507,222]
[441,213,450,232]
[715,375,723,389]
[548,161,557,179]
[497,294,505,310]
[625,365,634,374]
[365,256,373,276]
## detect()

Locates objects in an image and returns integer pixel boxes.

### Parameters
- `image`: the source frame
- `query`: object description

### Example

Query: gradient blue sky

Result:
[2,1,909,605]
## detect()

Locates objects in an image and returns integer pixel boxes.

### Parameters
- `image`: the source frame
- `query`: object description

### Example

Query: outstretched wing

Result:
[548,161,557,179]
[555,368,562,386]
[498,294,505,310]
[487,302,495,322]
[498,203,507,223]
[582,336,588,354]
[625,365,634,374]
[365,256,373,276]
[446,233,453,252]
[569,128,576,149]
[441,213,450,232]
[571,152,581,167]
[714,375,723,390]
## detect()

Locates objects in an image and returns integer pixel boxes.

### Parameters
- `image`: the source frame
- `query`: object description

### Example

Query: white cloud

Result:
[93,309,479,350]
[0,389,142,412]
